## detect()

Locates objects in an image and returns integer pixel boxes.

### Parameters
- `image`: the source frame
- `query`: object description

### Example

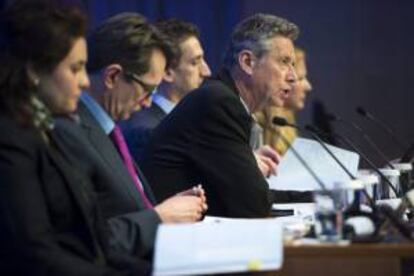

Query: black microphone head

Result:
[304,125,317,133]
[326,113,340,122]
[272,116,289,126]
[356,106,368,117]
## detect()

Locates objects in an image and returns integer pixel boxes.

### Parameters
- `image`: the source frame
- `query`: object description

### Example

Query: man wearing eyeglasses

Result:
[120,19,211,164]
[54,13,207,261]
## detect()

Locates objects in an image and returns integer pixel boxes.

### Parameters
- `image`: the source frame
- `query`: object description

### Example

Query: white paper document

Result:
[153,218,283,276]
[267,137,360,191]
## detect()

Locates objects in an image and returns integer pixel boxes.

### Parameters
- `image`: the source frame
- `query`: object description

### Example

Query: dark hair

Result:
[155,18,200,69]
[223,13,299,70]
[87,12,174,76]
[0,0,87,124]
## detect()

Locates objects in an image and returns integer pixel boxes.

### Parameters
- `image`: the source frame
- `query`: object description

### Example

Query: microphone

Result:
[273,116,357,180]
[274,116,413,240]
[327,113,395,169]
[401,142,414,163]
[273,116,378,239]
[356,106,408,153]
[272,116,296,128]
[273,116,373,202]
[271,117,328,191]
[308,125,399,197]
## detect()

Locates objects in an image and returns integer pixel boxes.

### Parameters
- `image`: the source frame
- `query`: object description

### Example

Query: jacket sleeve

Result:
[107,208,161,258]
[191,88,273,218]
[0,130,124,276]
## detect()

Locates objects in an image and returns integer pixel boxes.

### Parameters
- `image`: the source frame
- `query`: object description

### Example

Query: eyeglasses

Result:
[124,72,158,97]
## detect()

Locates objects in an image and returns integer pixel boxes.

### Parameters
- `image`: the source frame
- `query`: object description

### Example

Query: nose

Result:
[80,70,90,90]
[304,78,312,92]
[286,65,297,85]
[201,59,211,77]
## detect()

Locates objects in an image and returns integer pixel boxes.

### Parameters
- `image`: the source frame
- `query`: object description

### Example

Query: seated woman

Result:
[256,47,312,155]
[0,1,148,275]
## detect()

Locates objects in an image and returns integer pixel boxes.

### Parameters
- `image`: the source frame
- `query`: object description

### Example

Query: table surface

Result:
[285,241,414,257]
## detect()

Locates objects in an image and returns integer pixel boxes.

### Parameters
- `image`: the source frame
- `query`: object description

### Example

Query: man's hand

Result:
[254,145,281,178]
[176,185,208,212]
[154,185,208,223]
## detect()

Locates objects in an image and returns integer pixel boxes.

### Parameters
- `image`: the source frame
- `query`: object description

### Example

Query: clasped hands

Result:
[154,184,208,223]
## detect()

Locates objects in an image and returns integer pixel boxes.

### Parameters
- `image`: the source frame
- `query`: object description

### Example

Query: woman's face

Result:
[284,55,312,111]
[37,37,89,115]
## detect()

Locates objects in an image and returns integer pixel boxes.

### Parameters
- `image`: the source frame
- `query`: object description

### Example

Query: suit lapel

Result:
[134,163,156,204]
[46,132,106,260]
[77,102,149,208]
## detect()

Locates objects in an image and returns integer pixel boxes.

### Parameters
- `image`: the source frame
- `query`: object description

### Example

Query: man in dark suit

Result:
[56,13,207,260]
[120,18,211,163]
[141,13,299,218]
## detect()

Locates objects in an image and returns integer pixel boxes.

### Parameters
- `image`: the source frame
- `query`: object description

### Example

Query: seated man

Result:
[256,47,312,155]
[120,18,211,164]
[55,13,207,260]
[141,13,299,218]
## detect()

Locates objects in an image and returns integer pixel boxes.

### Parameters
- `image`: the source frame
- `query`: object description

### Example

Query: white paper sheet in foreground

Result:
[267,137,360,191]
[153,218,283,275]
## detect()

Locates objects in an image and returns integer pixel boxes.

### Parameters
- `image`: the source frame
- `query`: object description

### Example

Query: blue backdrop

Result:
[2,0,409,164]
[82,0,414,165]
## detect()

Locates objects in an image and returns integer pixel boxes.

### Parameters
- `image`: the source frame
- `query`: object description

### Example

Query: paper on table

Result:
[153,218,283,276]
[267,137,360,191]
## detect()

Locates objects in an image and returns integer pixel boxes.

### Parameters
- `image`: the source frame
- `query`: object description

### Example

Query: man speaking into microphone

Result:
[141,13,298,218]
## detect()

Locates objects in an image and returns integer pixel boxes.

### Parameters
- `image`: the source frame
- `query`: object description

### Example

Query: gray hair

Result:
[223,13,299,69]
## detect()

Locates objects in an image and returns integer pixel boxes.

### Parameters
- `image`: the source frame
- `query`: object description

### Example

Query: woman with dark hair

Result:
[0,1,149,275]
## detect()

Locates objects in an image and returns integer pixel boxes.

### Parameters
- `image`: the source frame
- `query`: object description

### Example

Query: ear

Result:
[238,49,256,76]
[162,67,175,83]
[102,64,123,89]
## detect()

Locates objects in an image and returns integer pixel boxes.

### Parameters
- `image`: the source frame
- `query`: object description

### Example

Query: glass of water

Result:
[313,188,346,242]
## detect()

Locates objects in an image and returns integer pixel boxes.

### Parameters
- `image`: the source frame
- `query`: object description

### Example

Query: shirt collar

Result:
[239,96,251,114]
[80,92,115,135]
[152,91,176,114]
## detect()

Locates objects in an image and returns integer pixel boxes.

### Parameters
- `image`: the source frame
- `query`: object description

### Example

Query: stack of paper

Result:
[153,218,283,275]
[267,137,360,191]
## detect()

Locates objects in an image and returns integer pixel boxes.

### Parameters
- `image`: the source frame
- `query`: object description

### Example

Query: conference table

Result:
[272,242,414,276]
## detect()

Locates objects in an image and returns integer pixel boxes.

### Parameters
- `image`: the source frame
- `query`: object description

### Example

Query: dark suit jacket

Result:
[141,70,273,218]
[0,116,150,275]
[120,103,166,165]
[53,101,161,259]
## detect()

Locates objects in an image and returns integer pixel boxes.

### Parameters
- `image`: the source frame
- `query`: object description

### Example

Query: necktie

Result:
[250,120,264,150]
[110,125,153,208]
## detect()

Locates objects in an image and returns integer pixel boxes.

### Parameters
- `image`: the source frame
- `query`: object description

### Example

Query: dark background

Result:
[3,0,414,166]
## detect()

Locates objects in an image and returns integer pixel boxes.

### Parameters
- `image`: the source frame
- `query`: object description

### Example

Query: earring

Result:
[33,78,39,86]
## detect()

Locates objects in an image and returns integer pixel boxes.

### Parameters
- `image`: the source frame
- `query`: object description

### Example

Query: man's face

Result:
[170,36,211,96]
[285,55,312,111]
[109,49,166,121]
[250,36,296,111]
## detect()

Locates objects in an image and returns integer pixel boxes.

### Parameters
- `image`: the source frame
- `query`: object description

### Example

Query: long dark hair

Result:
[0,0,87,125]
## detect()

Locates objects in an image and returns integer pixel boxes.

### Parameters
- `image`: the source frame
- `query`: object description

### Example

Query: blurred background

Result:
[3,0,413,165]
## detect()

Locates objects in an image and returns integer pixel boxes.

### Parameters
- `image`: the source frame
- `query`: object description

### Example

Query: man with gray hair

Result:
[141,13,298,217]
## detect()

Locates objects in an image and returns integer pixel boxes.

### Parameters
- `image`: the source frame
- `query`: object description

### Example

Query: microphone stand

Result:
[327,113,396,170]
[356,106,408,153]
[273,116,414,241]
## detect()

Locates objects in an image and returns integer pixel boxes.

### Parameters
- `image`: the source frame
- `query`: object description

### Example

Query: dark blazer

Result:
[120,102,166,164]
[141,70,273,218]
[0,117,150,275]
[53,101,161,259]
